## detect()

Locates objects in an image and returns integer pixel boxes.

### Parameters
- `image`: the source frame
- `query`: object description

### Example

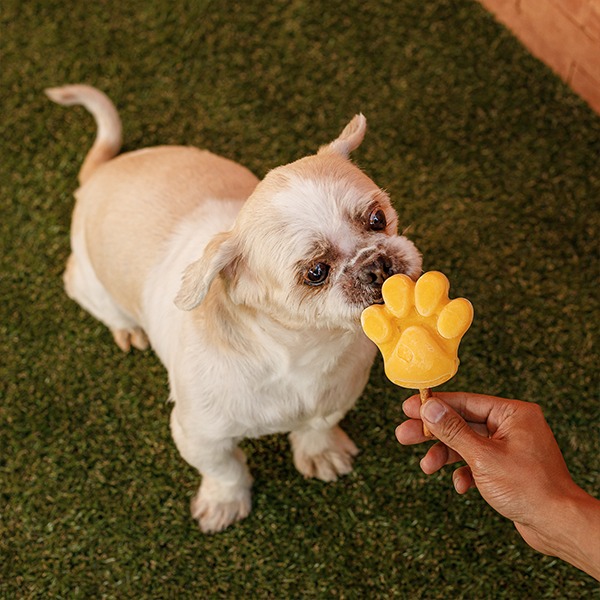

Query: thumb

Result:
[421,397,483,461]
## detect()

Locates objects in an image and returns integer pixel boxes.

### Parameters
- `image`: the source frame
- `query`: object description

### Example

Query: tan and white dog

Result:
[46,84,422,533]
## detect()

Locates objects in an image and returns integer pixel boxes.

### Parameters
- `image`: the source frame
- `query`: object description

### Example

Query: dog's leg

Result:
[170,409,253,533]
[289,418,359,482]
[111,327,149,352]
[64,253,148,352]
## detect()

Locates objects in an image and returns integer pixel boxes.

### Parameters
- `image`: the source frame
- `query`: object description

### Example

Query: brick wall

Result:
[478,0,600,114]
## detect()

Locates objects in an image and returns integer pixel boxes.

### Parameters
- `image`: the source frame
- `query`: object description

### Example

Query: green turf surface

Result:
[2,0,599,597]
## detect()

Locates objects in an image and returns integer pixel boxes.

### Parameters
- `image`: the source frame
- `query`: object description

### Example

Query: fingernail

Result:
[422,398,446,423]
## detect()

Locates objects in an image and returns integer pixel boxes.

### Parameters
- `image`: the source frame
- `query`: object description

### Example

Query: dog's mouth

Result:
[344,254,417,312]
[357,255,396,288]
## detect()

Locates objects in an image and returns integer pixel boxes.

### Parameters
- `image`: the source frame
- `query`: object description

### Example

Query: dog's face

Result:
[175,115,422,329]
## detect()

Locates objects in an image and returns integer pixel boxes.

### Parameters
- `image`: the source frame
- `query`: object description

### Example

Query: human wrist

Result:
[533,485,600,580]
[559,487,600,580]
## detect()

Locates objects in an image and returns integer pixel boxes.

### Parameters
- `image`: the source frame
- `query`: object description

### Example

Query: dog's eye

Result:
[369,208,387,231]
[305,262,330,286]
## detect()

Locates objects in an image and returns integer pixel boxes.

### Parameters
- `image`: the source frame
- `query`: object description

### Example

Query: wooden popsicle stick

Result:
[419,387,433,437]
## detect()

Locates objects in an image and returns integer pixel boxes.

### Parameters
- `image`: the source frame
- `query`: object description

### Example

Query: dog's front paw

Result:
[191,476,252,534]
[290,425,359,482]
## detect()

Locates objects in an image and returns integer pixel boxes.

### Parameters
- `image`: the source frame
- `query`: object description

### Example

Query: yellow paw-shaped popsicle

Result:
[361,271,473,389]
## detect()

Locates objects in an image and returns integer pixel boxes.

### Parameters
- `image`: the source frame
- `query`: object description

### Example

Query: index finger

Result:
[403,391,520,425]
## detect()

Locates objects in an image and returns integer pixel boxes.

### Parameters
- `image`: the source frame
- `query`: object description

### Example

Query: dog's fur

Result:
[46,84,422,533]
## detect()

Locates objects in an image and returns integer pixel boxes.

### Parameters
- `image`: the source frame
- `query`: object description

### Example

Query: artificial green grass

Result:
[2,0,599,597]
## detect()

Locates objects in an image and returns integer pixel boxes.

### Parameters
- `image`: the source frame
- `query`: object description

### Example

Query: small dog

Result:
[46,85,422,533]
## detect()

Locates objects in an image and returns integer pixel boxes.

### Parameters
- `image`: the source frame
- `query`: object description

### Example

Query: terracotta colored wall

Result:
[478,0,600,114]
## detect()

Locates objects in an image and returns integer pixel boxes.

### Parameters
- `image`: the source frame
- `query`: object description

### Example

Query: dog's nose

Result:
[360,256,394,286]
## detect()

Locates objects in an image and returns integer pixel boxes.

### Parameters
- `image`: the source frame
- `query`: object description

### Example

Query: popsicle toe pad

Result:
[361,271,473,388]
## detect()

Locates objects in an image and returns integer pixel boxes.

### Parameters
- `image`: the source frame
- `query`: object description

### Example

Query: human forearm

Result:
[549,488,600,581]
[519,485,600,581]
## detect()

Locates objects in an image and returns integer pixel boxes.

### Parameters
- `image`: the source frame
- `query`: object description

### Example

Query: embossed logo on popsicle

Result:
[361,271,473,389]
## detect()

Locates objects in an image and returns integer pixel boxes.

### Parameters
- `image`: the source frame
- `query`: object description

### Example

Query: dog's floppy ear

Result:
[174,231,240,311]
[318,114,366,157]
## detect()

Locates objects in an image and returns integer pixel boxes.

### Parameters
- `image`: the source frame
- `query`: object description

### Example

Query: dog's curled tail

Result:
[45,84,122,185]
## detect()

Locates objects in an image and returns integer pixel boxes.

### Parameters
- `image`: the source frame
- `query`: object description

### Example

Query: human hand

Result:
[395,392,599,570]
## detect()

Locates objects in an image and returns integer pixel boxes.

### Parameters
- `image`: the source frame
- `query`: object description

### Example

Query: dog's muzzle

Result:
[358,255,395,286]
[342,245,416,311]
